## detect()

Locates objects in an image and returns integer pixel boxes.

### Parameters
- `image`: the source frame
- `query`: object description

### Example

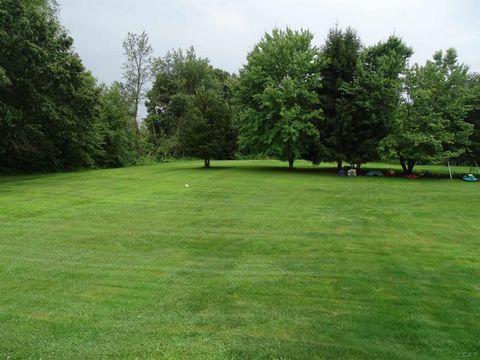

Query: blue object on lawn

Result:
[366,171,384,176]
[463,174,478,182]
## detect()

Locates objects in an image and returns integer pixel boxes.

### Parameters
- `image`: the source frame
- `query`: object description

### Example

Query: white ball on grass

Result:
[185,184,189,188]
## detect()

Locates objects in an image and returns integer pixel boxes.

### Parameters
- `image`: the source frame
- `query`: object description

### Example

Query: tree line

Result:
[140,27,480,174]
[1,0,479,174]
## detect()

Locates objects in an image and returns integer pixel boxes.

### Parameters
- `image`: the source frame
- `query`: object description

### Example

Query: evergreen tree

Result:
[178,86,236,168]
[319,26,362,169]
[146,47,233,158]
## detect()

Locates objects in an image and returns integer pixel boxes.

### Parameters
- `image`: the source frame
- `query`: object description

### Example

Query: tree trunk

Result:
[133,60,141,131]
[400,157,408,174]
[407,160,416,175]
[130,117,142,157]
[204,158,210,169]
[151,122,159,146]
[288,154,294,170]
[132,74,143,156]
[133,97,140,130]
[400,157,416,175]
[356,163,362,171]
[337,160,343,171]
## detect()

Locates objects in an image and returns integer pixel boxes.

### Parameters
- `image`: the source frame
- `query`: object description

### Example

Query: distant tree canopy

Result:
[236,28,323,169]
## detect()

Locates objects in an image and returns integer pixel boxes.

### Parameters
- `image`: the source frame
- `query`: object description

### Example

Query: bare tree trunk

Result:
[133,47,142,130]
[337,160,343,171]
[133,115,141,157]
[133,94,140,130]
[204,158,210,168]
[122,31,153,158]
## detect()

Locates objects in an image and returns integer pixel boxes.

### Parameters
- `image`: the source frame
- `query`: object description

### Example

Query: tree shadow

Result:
[195,166,236,171]
[231,164,339,176]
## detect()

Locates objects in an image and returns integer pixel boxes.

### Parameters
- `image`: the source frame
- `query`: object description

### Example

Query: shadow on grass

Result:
[201,163,460,181]
[239,165,336,175]
[195,166,236,171]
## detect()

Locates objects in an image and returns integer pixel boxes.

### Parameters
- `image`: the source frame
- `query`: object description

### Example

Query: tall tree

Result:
[145,47,223,157]
[0,0,99,172]
[122,31,153,127]
[343,36,412,168]
[379,49,474,174]
[236,28,323,169]
[319,25,362,169]
[177,86,236,168]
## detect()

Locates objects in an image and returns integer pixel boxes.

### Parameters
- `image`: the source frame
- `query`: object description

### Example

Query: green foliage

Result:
[177,87,236,168]
[379,49,474,174]
[343,36,412,167]
[0,66,10,87]
[236,28,323,168]
[94,82,138,168]
[0,0,99,172]
[146,47,236,160]
[465,73,480,162]
[319,26,362,167]
[146,48,210,156]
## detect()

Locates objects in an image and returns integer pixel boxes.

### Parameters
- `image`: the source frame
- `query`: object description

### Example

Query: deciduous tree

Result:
[465,73,480,162]
[94,82,138,167]
[122,31,153,127]
[379,49,473,174]
[343,36,412,169]
[236,28,323,169]
[0,0,99,172]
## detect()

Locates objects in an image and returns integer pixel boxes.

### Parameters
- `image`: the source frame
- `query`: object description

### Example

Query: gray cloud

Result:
[58,0,480,84]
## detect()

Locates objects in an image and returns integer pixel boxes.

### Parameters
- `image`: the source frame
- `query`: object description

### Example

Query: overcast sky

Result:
[58,0,480,85]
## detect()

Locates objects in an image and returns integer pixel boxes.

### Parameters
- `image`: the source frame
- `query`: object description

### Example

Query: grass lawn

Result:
[1,160,479,359]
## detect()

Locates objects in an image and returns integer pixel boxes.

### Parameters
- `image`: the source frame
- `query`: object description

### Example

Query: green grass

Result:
[1,160,479,359]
